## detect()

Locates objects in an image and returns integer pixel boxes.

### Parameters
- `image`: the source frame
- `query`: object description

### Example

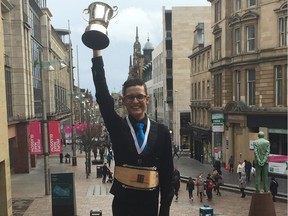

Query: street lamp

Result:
[35,51,66,195]
[68,20,77,166]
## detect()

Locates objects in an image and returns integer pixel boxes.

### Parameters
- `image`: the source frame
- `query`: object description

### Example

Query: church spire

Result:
[136,26,139,42]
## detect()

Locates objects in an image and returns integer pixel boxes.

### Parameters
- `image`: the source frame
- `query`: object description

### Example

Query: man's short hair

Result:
[122,78,147,96]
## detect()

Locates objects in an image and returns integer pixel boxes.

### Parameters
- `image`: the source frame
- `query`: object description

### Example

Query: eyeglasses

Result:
[124,94,147,102]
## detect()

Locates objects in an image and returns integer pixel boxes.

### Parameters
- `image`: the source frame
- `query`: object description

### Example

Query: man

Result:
[228,155,234,173]
[91,50,174,216]
[172,167,180,201]
[253,131,270,193]
[269,177,279,202]
[244,160,252,182]
[172,145,180,158]
[102,162,110,183]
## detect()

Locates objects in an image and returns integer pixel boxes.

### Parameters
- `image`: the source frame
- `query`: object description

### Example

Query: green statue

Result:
[253,131,270,193]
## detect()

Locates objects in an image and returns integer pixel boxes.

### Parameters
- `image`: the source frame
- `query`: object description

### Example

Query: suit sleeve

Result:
[91,57,121,131]
[159,126,174,209]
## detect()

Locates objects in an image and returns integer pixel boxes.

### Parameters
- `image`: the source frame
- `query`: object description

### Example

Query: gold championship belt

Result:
[114,164,159,190]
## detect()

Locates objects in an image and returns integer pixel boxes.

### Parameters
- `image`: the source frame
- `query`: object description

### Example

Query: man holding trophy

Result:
[82,2,174,216]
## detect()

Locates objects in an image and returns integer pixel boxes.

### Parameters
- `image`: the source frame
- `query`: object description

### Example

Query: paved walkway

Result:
[173,156,287,195]
[11,146,287,216]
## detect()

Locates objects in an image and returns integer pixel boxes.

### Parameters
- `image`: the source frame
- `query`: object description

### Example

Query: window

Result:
[247,69,255,105]
[215,34,221,60]
[235,0,241,11]
[207,80,210,99]
[215,0,221,22]
[202,53,205,70]
[275,66,282,106]
[198,82,201,99]
[207,51,210,68]
[214,74,222,107]
[235,28,241,54]
[236,70,241,101]
[5,56,13,121]
[248,0,256,7]
[247,25,255,52]
[202,81,205,99]
[279,16,287,47]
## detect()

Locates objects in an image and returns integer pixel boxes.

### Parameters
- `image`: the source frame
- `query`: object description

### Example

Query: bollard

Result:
[90,209,102,216]
[96,165,103,178]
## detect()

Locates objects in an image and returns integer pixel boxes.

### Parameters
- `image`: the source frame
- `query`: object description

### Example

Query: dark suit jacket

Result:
[91,56,174,208]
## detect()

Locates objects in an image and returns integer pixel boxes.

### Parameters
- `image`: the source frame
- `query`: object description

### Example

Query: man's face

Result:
[122,85,150,121]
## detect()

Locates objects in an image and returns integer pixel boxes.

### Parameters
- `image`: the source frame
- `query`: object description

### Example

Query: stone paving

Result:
[11,146,288,216]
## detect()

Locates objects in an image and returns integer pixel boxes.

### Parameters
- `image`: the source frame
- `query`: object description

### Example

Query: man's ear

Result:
[121,96,126,104]
[146,95,151,104]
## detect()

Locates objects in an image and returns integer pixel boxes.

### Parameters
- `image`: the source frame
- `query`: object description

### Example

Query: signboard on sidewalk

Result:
[51,173,76,216]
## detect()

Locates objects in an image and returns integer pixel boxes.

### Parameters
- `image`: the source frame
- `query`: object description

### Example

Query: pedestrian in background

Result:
[206,175,214,201]
[237,161,243,178]
[59,153,63,163]
[186,176,195,201]
[172,145,180,158]
[228,155,234,173]
[270,177,279,202]
[239,171,247,198]
[212,168,222,196]
[106,150,113,167]
[172,167,181,201]
[196,174,204,202]
[245,160,252,182]
[102,162,110,183]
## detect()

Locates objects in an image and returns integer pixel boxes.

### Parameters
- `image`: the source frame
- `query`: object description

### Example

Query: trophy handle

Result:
[111,6,118,19]
[82,9,89,22]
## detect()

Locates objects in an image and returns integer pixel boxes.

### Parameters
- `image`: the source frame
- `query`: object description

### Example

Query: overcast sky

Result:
[47,0,211,96]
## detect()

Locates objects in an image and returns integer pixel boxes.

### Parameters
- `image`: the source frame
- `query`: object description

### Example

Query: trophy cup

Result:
[82,2,118,50]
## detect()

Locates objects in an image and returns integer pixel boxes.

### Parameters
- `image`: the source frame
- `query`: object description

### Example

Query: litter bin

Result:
[90,209,102,216]
[199,205,214,216]
[96,165,103,178]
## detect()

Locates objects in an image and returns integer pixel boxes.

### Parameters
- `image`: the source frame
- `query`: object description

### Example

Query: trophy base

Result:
[82,30,110,50]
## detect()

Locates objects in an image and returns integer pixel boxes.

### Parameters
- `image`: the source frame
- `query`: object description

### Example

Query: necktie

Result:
[136,122,145,147]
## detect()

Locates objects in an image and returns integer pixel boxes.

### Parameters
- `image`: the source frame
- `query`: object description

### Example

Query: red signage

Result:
[48,121,62,154]
[29,121,43,154]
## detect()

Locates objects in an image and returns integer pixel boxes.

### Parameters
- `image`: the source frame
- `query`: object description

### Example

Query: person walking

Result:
[172,145,180,158]
[186,176,195,201]
[106,150,113,167]
[237,161,243,178]
[91,50,174,216]
[239,171,247,198]
[270,177,279,202]
[206,175,214,201]
[228,155,234,173]
[102,162,110,183]
[245,160,252,182]
[196,174,205,202]
[172,167,181,201]
[212,168,222,196]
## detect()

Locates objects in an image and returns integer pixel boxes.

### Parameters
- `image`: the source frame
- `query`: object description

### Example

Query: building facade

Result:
[189,41,212,162]
[3,0,72,174]
[208,0,287,166]
[0,0,13,214]
[162,6,212,150]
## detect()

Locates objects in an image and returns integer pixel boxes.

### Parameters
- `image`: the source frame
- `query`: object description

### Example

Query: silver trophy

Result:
[82,2,118,50]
